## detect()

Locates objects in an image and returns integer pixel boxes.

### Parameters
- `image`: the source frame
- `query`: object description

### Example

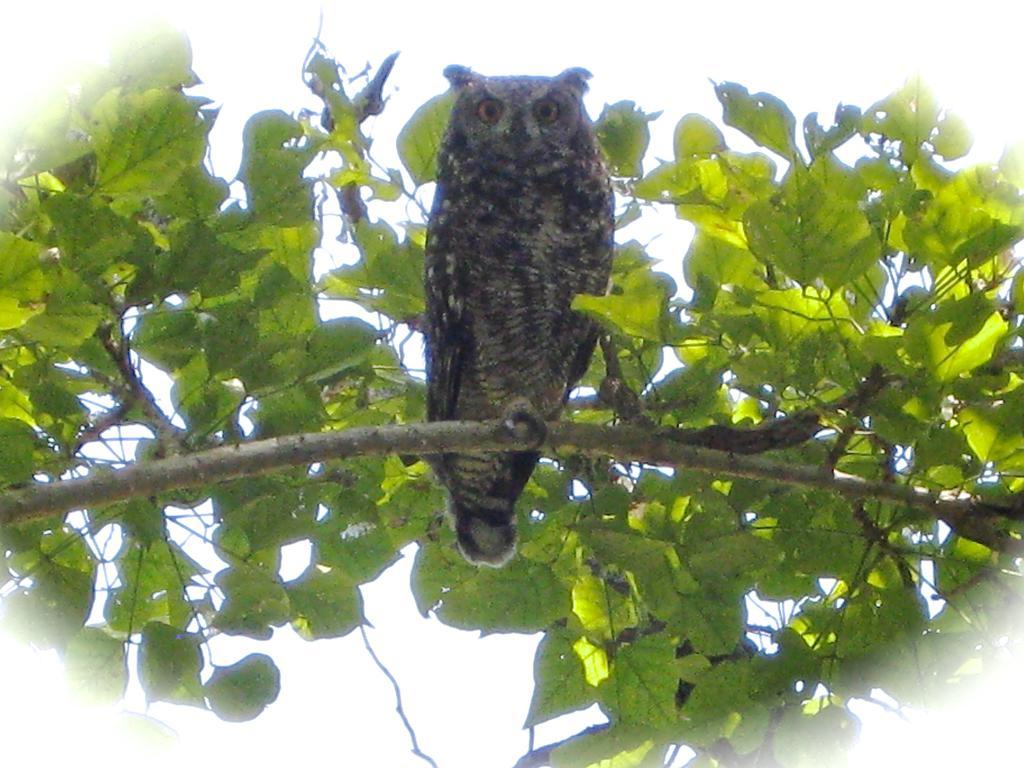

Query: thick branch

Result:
[0,420,514,525]
[1,420,1020,553]
[556,422,1021,548]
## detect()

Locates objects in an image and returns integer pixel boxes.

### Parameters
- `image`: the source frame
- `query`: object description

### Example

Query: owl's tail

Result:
[442,449,539,567]
[449,496,517,567]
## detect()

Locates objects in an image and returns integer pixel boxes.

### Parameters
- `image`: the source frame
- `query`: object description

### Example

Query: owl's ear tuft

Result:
[555,67,592,94]
[443,65,478,89]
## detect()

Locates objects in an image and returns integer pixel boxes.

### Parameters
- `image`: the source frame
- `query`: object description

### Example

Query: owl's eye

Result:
[476,98,504,124]
[533,98,560,124]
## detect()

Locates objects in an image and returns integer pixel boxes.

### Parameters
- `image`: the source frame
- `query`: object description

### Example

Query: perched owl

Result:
[423,65,614,566]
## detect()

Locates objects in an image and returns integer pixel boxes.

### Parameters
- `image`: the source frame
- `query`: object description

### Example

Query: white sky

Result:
[2,1,1024,766]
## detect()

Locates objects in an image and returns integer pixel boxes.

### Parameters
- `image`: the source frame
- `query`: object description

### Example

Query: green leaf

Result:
[160,222,254,296]
[684,233,763,297]
[674,114,726,159]
[305,52,358,139]
[19,301,105,349]
[213,475,321,553]
[133,307,201,371]
[92,88,208,198]
[961,400,1024,463]
[41,193,156,283]
[0,295,44,332]
[212,565,290,639]
[803,104,861,161]
[596,101,655,177]
[117,499,167,545]
[932,112,972,160]
[551,724,658,768]
[286,565,363,640]
[901,164,1024,268]
[744,163,881,288]
[904,307,1007,382]
[0,233,50,308]
[138,621,204,705]
[238,110,315,226]
[647,364,726,422]
[155,163,230,219]
[999,142,1024,186]
[301,317,378,383]
[412,544,568,632]
[171,355,246,437]
[581,525,690,623]
[573,243,675,341]
[397,91,454,185]
[862,76,940,164]
[321,219,425,318]
[2,553,94,649]
[0,418,43,485]
[204,653,281,722]
[676,592,744,656]
[686,530,778,586]
[600,635,678,728]
[772,702,859,768]
[106,540,201,634]
[835,583,926,659]
[107,24,197,92]
[525,625,597,727]
[249,382,324,438]
[715,82,798,159]
[679,659,762,746]
[65,628,128,704]
[754,491,863,597]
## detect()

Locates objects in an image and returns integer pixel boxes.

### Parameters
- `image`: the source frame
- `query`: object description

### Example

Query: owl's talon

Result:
[503,397,547,448]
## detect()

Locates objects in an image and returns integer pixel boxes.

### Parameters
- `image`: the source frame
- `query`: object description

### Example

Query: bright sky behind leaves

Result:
[1,1,1023,765]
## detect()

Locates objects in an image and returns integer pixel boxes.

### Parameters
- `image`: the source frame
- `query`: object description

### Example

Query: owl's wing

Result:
[424,241,467,422]
[564,317,601,398]
[564,251,614,399]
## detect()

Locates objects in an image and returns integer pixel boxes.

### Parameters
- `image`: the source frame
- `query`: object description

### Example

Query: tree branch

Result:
[99,321,185,454]
[573,364,892,456]
[1,419,1021,552]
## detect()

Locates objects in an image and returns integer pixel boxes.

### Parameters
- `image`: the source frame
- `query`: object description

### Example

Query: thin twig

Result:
[597,334,646,421]
[359,624,439,768]
[72,402,131,455]
[99,322,185,454]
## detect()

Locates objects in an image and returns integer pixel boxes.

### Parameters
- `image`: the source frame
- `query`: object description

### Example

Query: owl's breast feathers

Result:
[426,153,612,420]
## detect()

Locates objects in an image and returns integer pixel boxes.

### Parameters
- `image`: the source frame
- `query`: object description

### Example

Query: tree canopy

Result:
[2,26,1023,767]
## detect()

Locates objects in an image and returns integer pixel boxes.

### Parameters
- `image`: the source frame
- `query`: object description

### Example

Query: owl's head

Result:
[442,65,594,171]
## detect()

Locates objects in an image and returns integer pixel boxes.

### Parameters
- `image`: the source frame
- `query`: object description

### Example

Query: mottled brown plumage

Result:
[424,66,614,566]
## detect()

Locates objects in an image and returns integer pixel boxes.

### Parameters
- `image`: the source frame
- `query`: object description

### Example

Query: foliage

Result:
[2,27,1024,767]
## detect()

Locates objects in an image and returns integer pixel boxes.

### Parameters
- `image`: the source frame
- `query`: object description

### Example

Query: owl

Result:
[423,65,614,566]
